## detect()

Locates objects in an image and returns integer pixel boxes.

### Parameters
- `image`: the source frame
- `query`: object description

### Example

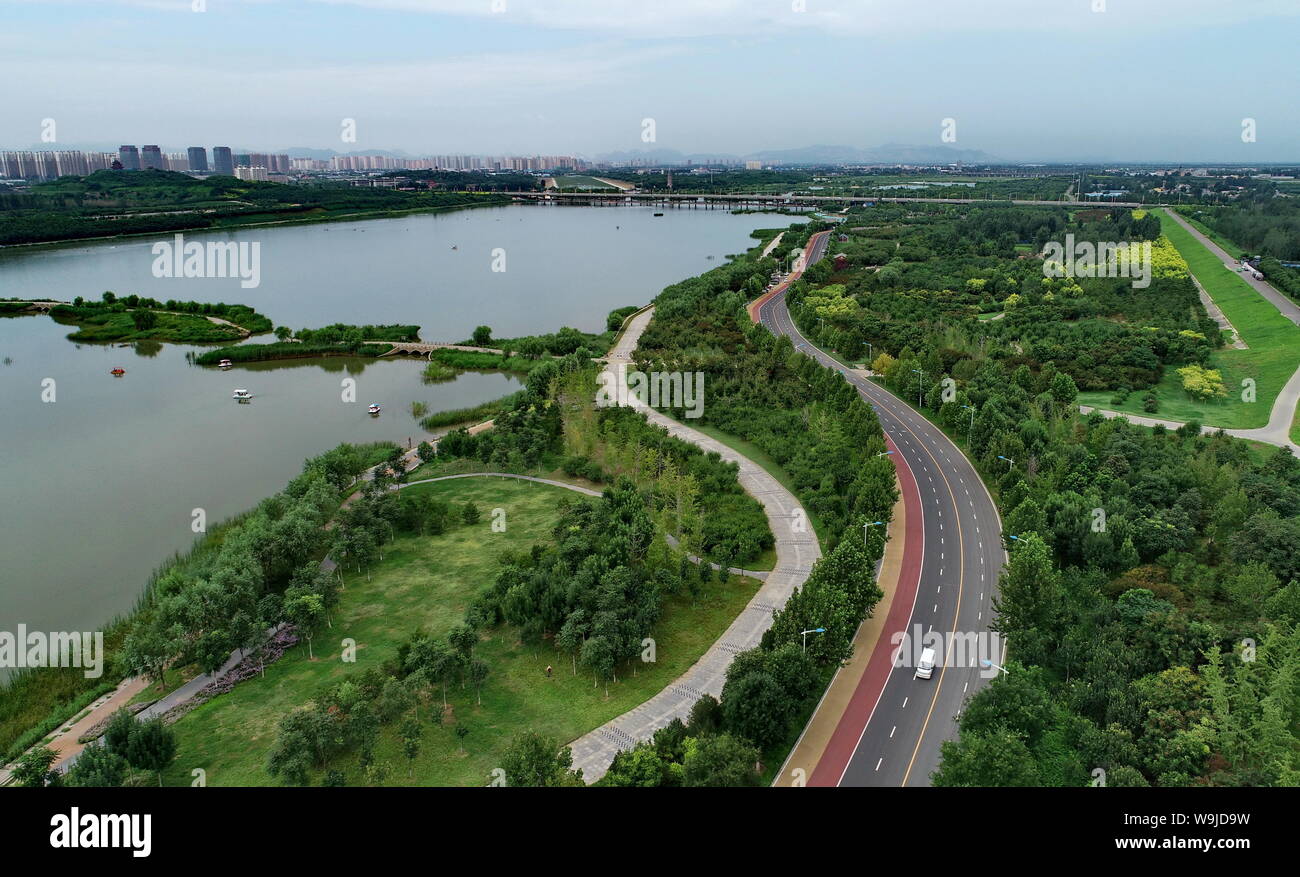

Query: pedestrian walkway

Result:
[566,308,819,782]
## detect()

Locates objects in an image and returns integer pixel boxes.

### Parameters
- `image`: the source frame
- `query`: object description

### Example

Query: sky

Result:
[2,0,1298,162]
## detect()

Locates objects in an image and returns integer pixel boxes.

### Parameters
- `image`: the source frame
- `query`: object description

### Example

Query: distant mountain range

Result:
[593,143,1001,166]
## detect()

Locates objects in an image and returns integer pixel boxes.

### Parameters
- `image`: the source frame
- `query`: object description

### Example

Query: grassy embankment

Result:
[16,298,271,344]
[0,442,397,762]
[1077,209,1300,429]
[161,477,760,786]
[50,307,244,344]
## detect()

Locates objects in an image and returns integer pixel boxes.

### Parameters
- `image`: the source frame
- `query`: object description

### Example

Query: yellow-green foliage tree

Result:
[1176,364,1227,401]
[804,283,859,325]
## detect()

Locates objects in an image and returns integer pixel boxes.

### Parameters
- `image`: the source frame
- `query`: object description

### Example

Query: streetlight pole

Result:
[980,659,1009,676]
[863,520,884,548]
[801,627,826,654]
[997,455,1015,470]
[912,368,925,409]
[963,404,976,442]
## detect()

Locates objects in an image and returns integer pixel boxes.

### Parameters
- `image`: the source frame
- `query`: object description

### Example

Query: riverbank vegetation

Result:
[465,315,627,358]
[424,348,546,374]
[194,340,393,365]
[0,169,509,246]
[35,292,272,343]
[418,392,522,431]
[194,323,419,365]
[0,441,396,760]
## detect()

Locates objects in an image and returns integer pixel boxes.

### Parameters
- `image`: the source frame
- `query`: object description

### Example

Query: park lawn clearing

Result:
[161,476,759,786]
[1077,210,1300,429]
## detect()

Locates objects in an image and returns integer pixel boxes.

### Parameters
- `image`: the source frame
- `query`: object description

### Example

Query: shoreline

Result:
[0,195,510,253]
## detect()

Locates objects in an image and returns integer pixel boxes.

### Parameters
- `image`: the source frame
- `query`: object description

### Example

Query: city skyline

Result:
[3,0,1298,163]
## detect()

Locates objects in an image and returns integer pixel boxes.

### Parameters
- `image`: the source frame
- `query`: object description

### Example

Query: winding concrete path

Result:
[1079,402,1300,454]
[566,307,820,782]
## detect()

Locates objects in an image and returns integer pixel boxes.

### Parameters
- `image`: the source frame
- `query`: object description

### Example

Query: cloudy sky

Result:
[3,0,1298,161]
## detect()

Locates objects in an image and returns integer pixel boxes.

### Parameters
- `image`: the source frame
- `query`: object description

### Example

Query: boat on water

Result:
[367,403,382,415]
[233,388,253,400]
[218,359,233,369]
[110,367,126,376]
[653,212,664,217]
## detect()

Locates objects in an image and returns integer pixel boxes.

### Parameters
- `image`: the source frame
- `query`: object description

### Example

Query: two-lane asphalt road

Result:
[757,231,1006,786]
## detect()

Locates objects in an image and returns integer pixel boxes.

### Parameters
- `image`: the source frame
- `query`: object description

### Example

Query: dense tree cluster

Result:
[799,202,1300,786]
[635,228,898,551]
[118,444,393,690]
[792,206,1217,395]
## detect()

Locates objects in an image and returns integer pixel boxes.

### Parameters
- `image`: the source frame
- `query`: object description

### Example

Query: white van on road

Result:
[915,647,936,680]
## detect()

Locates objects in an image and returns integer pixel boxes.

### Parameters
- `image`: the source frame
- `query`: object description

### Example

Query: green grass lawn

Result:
[162,477,759,786]
[1076,209,1300,429]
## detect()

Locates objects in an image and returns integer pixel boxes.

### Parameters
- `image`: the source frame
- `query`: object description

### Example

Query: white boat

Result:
[233,389,253,400]
[367,403,381,415]
[218,359,233,369]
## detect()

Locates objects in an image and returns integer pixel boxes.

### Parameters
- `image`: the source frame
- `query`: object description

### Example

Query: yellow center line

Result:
[768,280,970,786]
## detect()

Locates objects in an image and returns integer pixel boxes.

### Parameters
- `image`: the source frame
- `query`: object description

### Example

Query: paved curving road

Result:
[757,231,1006,786]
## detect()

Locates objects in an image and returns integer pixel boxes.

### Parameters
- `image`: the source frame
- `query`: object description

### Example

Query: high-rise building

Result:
[53,151,89,176]
[141,145,165,170]
[187,147,208,172]
[118,145,140,170]
[234,166,269,182]
[212,147,234,175]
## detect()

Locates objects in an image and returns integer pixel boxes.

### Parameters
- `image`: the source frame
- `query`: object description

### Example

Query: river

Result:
[0,204,791,641]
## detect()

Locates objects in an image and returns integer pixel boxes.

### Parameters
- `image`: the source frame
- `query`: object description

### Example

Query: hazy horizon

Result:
[3,0,1298,163]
